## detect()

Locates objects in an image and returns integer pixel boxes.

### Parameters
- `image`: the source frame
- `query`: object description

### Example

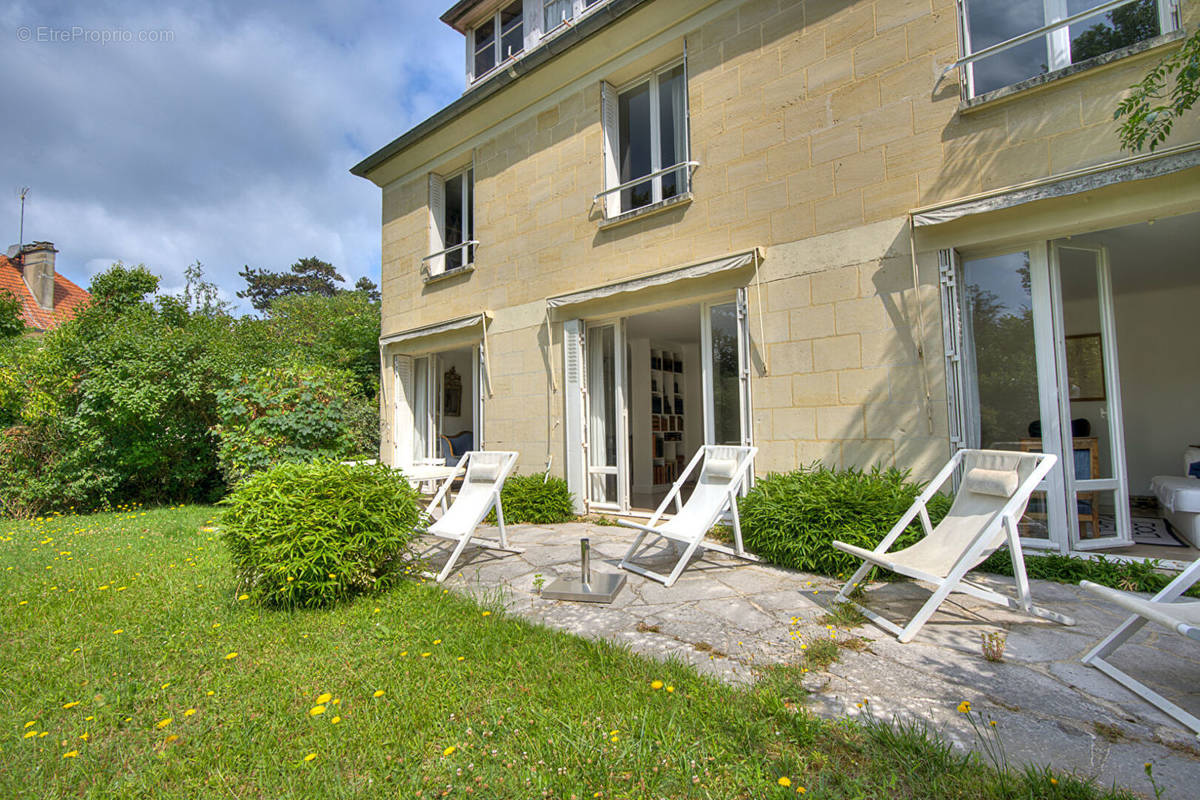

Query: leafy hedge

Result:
[738,464,951,576]
[220,461,421,608]
[979,550,1200,598]
[487,474,576,525]
[212,364,371,485]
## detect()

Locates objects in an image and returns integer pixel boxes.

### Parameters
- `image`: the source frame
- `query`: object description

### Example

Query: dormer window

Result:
[472,1,523,80]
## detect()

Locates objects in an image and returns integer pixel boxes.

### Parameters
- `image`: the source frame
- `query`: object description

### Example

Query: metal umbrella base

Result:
[542,538,626,603]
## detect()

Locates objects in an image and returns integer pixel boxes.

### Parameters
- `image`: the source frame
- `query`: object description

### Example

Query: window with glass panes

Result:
[472,1,524,80]
[960,0,1176,97]
[603,61,688,217]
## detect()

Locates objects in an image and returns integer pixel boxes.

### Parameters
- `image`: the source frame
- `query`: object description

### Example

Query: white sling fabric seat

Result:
[421,450,520,583]
[1081,557,1200,738]
[832,449,1074,643]
[618,445,757,587]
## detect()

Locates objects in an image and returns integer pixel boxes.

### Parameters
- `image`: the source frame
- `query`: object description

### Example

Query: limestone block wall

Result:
[375,0,1200,482]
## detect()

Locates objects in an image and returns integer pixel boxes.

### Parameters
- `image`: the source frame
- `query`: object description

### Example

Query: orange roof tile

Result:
[0,254,91,332]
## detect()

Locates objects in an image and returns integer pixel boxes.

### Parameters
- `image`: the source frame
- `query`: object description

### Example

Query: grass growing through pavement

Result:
[1,507,1144,799]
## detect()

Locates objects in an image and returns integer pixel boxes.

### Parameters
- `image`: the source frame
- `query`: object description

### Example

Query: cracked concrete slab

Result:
[426,522,1200,797]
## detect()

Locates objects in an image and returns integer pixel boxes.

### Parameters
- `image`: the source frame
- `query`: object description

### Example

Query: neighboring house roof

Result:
[0,254,91,332]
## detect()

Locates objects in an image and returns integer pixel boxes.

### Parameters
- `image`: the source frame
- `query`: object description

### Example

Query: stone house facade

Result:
[353,0,1200,556]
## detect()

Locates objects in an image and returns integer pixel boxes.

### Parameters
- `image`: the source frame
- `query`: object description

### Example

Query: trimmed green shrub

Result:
[219,461,421,608]
[487,474,576,525]
[213,364,363,485]
[738,464,951,576]
[979,550,1200,598]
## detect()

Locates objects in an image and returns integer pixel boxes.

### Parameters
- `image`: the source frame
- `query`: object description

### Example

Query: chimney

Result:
[20,241,57,310]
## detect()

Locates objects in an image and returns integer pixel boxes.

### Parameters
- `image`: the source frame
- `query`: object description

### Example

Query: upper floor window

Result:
[959,0,1179,97]
[544,0,572,31]
[472,1,524,80]
[427,168,474,278]
[600,61,690,219]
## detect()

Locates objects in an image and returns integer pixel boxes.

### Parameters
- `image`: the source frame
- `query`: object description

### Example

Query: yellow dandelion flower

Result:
[651,680,664,690]
[797,788,807,794]
[989,720,997,727]
[610,735,619,743]
[212,623,220,629]
[23,731,37,739]
[184,708,196,717]
[309,705,326,716]
[98,585,109,590]
[85,716,94,721]
[421,652,431,658]
[777,777,791,787]
[373,690,385,698]
[316,693,332,704]
[957,701,971,714]
[286,576,294,582]
[113,629,124,635]
[237,594,249,601]
[165,734,179,743]
[62,701,80,710]
[331,716,341,725]
[79,732,89,741]
[304,752,317,762]
[400,651,408,657]
[481,611,491,617]
[224,652,238,660]
[161,683,170,689]
[206,691,214,696]
[442,745,457,756]
[1050,778,1058,785]
[433,639,442,645]
[24,721,36,728]
[18,600,28,606]
[456,656,465,662]
[373,607,380,613]
[63,750,78,758]
[156,718,172,729]
[666,685,675,693]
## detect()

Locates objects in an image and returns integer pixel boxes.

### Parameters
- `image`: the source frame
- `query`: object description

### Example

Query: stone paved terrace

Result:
[426,521,1200,798]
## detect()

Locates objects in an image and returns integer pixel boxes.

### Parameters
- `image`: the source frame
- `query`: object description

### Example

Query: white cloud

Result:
[0,0,464,310]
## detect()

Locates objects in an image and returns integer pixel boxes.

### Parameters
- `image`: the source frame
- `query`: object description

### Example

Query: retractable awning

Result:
[379,311,491,346]
[911,146,1200,227]
[546,248,761,309]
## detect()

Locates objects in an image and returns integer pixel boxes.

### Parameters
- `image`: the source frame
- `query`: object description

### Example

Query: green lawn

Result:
[1,506,1139,799]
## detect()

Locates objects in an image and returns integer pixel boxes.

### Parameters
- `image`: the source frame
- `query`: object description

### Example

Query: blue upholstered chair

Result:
[438,431,474,466]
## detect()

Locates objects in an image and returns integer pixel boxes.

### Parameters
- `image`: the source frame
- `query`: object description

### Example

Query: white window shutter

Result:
[392,355,415,467]
[562,319,587,513]
[428,173,446,276]
[523,0,542,50]
[465,28,474,85]
[600,81,620,218]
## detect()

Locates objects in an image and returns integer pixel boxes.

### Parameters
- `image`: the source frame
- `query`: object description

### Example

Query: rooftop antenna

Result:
[17,186,30,253]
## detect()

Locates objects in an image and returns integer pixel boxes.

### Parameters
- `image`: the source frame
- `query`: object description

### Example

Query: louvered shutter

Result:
[392,355,415,467]
[522,0,541,50]
[562,319,587,513]
[428,173,446,276]
[600,81,620,218]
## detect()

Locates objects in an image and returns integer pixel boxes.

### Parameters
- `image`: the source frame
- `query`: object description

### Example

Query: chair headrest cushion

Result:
[469,461,502,483]
[705,458,739,480]
[963,466,1018,498]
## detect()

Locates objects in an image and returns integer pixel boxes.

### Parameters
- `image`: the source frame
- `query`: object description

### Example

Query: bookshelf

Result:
[630,338,699,495]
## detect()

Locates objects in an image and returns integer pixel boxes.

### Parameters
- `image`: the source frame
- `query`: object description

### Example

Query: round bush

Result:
[220,461,421,608]
[487,474,575,525]
[738,464,952,577]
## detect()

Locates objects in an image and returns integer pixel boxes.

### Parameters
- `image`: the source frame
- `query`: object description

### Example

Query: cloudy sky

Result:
[1,0,464,311]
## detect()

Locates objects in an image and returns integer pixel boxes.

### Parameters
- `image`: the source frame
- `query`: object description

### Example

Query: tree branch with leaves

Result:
[1115,27,1200,152]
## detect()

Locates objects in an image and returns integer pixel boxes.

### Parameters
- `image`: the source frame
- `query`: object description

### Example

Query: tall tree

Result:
[0,289,24,339]
[237,256,345,313]
[354,276,381,303]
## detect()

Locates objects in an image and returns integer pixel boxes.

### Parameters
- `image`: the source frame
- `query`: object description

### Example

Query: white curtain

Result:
[544,0,571,29]
[669,65,687,189]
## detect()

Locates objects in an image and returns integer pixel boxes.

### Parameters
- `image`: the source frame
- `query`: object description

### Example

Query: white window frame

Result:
[424,165,477,279]
[599,56,696,220]
[954,0,1180,98]
[467,1,526,84]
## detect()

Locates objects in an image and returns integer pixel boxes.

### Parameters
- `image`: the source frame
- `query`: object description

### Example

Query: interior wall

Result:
[1061,281,1200,494]
[438,348,475,435]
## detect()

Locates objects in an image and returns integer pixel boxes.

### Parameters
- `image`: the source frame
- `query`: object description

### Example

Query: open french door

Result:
[701,289,752,449]
[583,320,629,511]
[1049,243,1132,550]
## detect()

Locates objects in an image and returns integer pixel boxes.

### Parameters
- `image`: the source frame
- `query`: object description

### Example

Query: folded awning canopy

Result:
[379,311,491,347]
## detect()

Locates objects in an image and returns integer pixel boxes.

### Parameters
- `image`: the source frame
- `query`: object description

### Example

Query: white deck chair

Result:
[421,450,520,583]
[832,449,1074,643]
[1080,557,1200,738]
[618,445,758,587]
